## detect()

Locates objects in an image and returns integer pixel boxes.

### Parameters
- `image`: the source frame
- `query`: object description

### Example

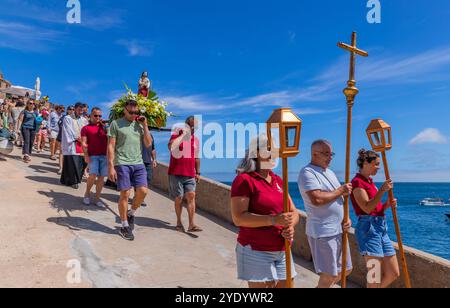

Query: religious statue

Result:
[138,71,151,98]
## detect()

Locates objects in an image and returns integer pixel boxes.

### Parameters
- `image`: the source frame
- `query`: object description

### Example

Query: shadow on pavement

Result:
[47,216,117,235]
[0,153,22,161]
[42,161,59,167]
[38,190,107,213]
[27,175,61,186]
[28,164,59,174]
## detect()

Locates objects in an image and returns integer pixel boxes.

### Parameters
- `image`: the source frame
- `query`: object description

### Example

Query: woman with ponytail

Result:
[350,149,400,288]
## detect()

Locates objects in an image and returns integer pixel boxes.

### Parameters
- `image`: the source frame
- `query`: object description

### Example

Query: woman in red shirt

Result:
[350,149,400,288]
[231,136,299,288]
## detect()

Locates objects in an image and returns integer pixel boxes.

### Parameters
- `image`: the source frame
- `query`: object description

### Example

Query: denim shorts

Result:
[355,216,396,258]
[169,175,196,198]
[88,156,108,177]
[236,243,297,283]
[115,164,148,192]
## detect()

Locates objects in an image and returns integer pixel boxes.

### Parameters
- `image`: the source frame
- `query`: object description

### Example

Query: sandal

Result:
[175,225,185,233]
[188,226,203,233]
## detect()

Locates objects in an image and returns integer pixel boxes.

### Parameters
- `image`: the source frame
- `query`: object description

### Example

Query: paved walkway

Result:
[0,148,331,288]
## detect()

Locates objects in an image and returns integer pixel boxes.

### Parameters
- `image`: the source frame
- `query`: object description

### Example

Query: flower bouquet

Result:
[109,85,172,128]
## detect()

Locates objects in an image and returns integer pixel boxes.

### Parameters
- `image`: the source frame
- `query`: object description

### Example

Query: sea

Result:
[223,181,450,260]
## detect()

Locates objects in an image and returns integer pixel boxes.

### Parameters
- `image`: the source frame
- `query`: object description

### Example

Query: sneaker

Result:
[95,201,106,209]
[127,211,135,226]
[83,197,90,206]
[72,184,79,189]
[119,227,134,241]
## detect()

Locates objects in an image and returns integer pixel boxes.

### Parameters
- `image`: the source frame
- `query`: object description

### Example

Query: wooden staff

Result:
[381,152,412,288]
[337,32,369,288]
[282,157,293,288]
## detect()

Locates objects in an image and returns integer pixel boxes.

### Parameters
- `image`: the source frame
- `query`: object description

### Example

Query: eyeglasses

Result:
[93,115,102,118]
[68,108,75,111]
[315,151,336,158]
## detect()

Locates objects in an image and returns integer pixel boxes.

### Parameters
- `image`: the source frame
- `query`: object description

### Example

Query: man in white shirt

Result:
[298,140,353,288]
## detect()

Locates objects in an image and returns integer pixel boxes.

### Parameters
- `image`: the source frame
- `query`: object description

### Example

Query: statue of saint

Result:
[138,71,151,98]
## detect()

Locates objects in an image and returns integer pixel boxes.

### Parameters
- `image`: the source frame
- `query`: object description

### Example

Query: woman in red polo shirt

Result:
[231,136,299,288]
[350,149,400,288]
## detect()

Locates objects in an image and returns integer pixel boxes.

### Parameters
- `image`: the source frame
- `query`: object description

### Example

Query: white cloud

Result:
[163,95,229,113]
[0,20,63,52]
[409,128,449,145]
[65,81,98,97]
[116,40,153,57]
[1,0,124,30]
[288,31,297,43]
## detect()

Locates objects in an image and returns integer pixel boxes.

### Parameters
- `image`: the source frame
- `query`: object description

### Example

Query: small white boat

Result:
[419,198,450,207]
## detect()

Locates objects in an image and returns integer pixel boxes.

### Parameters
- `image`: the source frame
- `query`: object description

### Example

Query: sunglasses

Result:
[125,108,140,115]
[93,115,102,118]
[68,108,75,111]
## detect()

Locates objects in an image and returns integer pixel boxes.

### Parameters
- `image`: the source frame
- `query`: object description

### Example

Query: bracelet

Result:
[270,216,276,226]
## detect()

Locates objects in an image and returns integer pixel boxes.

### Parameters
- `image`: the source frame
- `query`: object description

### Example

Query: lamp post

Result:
[337,32,369,288]
[266,108,302,289]
[366,119,412,288]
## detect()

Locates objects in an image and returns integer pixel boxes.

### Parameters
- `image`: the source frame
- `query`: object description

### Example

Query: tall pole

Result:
[282,157,293,288]
[338,32,368,288]
[381,152,412,288]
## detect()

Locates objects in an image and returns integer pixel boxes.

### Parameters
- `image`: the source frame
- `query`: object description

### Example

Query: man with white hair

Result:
[298,140,353,288]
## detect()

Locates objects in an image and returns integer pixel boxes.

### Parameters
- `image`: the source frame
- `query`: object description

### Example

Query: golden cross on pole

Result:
[337,32,368,289]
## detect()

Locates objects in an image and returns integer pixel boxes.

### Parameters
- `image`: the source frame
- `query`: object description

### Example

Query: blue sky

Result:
[1,0,450,182]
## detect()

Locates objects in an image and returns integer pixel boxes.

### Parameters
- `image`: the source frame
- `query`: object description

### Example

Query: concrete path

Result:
[0,148,331,288]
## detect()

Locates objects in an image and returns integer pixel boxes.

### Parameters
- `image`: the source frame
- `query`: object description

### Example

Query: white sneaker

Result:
[83,197,91,206]
[95,201,106,209]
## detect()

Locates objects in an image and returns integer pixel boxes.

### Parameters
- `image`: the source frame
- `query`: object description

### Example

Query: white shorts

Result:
[50,131,59,140]
[308,234,353,277]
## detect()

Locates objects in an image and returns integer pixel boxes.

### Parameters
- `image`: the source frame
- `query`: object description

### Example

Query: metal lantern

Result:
[266,108,302,158]
[366,119,392,152]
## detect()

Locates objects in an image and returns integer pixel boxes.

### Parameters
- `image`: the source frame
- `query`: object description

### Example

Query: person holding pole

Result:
[298,140,353,288]
[350,149,400,288]
[231,135,299,288]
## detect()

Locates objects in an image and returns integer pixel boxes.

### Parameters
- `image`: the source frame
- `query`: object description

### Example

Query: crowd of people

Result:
[2,94,402,288]
[1,94,203,243]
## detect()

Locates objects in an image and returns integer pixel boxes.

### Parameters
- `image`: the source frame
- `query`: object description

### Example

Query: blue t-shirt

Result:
[142,133,155,164]
[298,163,344,239]
[49,111,61,132]
[21,110,37,130]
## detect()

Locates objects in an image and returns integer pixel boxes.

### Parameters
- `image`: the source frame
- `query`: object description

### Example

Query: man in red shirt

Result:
[168,116,201,233]
[81,107,108,208]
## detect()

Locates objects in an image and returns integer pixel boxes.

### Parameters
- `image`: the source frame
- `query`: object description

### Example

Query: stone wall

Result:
[152,162,450,288]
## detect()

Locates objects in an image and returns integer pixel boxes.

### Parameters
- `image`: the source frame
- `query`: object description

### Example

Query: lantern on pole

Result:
[266,108,302,289]
[366,119,411,288]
